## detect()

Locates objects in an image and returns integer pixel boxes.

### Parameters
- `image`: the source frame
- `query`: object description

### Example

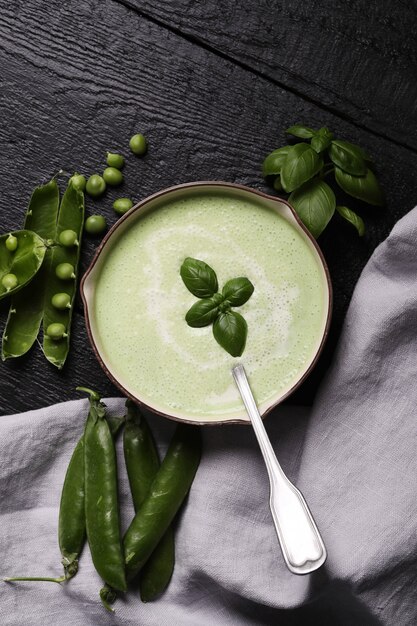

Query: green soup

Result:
[92,191,328,422]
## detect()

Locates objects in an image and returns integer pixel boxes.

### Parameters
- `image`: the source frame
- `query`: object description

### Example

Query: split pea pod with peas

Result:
[0,230,47,300]
[42,181,84,368]
[2,179,60,360]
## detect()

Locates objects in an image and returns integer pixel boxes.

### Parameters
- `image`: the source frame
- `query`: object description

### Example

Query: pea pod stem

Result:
[76,386,101,402]
[100,584,117,612]
[4,576,66,584]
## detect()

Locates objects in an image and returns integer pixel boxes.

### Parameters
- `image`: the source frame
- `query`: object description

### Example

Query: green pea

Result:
[51,292,71,310]
[106,153,125,169]
[70,173,87,192]
[84,215,107,235]
[56,263,75,280]
[129,133,147,156]
[103,167,123,187]
[113,198,133,215]
[2,273,18,291]
[5,234,18,252]
[59,229,79,247]
[46,323,67,340]
[86,174,106,198]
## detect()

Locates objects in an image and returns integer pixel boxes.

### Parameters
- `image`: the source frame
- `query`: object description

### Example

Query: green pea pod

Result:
[42,182,84,368]
[2,179,59,359]
[82,388,127,592]
[0,230,46,300]
[124,423,201,581]
[58,436,85,580]
[59,413,125,579]
[123,400,175,602]
[4,413,125,586]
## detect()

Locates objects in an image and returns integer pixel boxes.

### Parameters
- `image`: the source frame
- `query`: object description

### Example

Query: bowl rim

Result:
[81,181,333,426]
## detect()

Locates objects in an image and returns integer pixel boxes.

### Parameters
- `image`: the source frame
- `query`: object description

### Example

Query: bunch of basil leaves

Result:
[180,257,254,357]
[262,124,384,238]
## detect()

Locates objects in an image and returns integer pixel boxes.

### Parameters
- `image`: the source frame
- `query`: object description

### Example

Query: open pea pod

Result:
[42,182,84,369]
[0,230,46,300]
[2,179,59,359]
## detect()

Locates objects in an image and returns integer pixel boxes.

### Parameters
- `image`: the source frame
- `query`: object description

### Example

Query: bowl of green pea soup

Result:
[81,182,332,425]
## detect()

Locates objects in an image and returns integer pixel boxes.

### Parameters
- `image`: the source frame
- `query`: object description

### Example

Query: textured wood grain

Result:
[0,0,416,414]
[121,0,417,148]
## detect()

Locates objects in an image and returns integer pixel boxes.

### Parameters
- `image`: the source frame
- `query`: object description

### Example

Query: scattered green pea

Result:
[106,153,125,169]
[86,174,106,198]
[113,198,133,215]
[59,229,79,248]
[103,167,123,187]
[84,215,107,235]
[2,273,18,291]
[70,173,87,192]
[51,293,71,310]
[5,235,18,252]
[46,323,67,341]
[129,133,147,156]
[56,263,76,280]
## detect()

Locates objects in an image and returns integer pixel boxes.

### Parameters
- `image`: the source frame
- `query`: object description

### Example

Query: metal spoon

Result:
[232,364,327,575]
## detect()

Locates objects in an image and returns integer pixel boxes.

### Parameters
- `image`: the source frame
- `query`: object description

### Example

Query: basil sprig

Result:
[262,123,384,238]
[180,258,254,357]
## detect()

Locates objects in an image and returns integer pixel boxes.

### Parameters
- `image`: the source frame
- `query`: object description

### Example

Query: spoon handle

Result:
[232,364,326,575]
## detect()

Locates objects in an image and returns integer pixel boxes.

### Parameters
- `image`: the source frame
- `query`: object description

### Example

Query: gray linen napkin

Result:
[1,208,417,626]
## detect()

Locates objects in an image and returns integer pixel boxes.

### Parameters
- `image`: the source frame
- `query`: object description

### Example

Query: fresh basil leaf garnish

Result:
[311,127,333,153]
[285,124,315,139]
[180,259,254,356]
[185,296,222,328]
[328,140,367,176]
[222,277,254,307]
[213,311,247,358]
[280,144,323,193]
[336,206,365,236]
[180,257,218,298]
[262,146,290,177]
[289,179,336,238]
[335,167,384,206]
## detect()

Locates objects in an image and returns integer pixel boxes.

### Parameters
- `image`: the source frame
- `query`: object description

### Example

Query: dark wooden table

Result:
[1,0,416,415]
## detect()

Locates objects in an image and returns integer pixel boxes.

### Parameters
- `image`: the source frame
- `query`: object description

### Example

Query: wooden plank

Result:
[119,0,417,148]
[0,0,416,413]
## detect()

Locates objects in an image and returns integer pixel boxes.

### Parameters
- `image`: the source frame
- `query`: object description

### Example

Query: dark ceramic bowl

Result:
[81,182,332,425]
